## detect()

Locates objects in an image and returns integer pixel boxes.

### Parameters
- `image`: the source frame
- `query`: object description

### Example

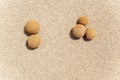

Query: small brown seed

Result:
[78,16,89,25]
[72,24,86,39]
[25,20,40,34]
[27,34,41,49]
[85,28,96,40]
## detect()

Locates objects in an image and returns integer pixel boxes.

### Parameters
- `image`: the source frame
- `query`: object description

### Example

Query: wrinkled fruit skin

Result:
[27,35,41,49]
[72,24,86,39]
[78,16,89,26]
[85,28,96,40]
[25,20,40,34]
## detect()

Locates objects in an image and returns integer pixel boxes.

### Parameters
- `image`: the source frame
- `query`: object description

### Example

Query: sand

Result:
[0,0,120,80]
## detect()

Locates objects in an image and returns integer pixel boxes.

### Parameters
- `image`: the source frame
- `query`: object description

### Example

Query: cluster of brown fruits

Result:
[72,16,96,40]
[24,20,41,49]
[24,16,96,49]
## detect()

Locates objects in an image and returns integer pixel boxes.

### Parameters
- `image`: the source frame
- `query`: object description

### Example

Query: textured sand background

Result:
[0,0,120,80]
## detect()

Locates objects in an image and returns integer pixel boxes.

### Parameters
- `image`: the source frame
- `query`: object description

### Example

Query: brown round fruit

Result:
[72,24,86,39]
[27,34,41,49]
[78,16,89,25]
[85,28,96,40]
[25,20,40,34]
